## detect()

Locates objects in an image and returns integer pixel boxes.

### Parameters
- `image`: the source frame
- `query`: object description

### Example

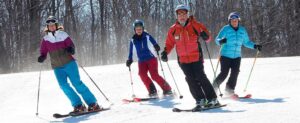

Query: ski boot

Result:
[192,99,208,112]
[148,92,158,98]
[206,98,221,107]
[88,103,102,112]
[69,104,87,115]
[163,90,173,96]
[225,88,239,100]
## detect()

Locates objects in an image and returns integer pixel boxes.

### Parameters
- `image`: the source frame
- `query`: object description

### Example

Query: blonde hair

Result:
[43,24,64,34]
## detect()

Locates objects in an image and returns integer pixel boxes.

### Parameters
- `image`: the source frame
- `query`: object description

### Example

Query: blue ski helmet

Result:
[228,12,241,21]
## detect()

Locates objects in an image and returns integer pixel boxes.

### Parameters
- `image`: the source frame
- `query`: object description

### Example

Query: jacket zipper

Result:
[234,30,238,58]
[183,28,191,63]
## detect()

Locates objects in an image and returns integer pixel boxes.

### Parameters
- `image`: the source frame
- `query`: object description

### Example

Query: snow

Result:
[0,56,300,123]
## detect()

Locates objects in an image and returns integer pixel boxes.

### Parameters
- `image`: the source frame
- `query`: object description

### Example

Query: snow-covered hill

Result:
[0,56,299,123]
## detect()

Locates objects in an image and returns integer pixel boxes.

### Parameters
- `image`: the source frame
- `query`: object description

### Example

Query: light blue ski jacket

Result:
[215,25,255,58]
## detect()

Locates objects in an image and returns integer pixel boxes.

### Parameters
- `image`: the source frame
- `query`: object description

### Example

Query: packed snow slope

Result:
[0,56,299,123]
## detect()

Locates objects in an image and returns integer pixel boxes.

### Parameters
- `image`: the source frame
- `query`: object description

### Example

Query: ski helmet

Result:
[175,4,190,13]
[133,19,144,30]
[46,16,58,25]
[228,12,241,21]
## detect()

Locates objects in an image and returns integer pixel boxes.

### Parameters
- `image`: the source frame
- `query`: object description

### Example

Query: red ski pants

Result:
[138,58,171,93]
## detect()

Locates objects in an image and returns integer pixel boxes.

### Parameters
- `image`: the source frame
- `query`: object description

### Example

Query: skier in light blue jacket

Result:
[213,12,262,97]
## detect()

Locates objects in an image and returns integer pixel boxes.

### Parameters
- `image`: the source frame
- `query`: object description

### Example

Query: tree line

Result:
[0,0,299,73]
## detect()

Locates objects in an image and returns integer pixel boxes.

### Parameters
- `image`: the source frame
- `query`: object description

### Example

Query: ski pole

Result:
[213,44,224,97]
[128,67,136,98]
[213,45,224,77]
[244,51,260,92]
[166,62,183,99]
[156,51,166,80]
[203,42,215,79]
[36,65,42,116]
[79,64,111,104]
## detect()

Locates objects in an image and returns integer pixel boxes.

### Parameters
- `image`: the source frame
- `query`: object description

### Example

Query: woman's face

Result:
[135,26,143,35]
[48,24,57,32]
[230,19,239,28]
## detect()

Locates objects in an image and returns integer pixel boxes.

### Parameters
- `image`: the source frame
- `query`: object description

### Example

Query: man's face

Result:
[135,26,143,35]
[177,10,188,24]
[230,19,239,28]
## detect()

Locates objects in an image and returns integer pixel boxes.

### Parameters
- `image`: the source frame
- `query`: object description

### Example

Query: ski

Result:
[172,104,227,112]
[239,94,252,99]
[223,94,252,100]
[122,97,158,103]
[53,108,110,118]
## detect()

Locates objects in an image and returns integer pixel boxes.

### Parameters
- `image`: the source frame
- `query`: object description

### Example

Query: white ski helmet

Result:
[175,4,190,13]
[228,12,241,22]
[46,16,58,25]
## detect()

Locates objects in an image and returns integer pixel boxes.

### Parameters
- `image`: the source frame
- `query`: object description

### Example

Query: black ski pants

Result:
[179,61,217,102]
[214,56,241,91]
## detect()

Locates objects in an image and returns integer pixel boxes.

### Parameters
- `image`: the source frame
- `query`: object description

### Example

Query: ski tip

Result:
[244,94,252,98]
[172,108,181,112]
[133,98,141,102]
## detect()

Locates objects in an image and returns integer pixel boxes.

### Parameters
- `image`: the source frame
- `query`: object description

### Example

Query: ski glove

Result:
[126,59,133,67]
[161,50,168,62]
[254,44,262,51]
[154,44,160,52]
[200,31,209,41]
[219,38,227,45]
[66,46,75,55]
[38,55,46,63]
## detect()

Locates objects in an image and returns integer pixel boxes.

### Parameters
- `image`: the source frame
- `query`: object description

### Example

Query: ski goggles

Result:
[46,20,57,24]
[134,23,143,28]
[230,15,240,20]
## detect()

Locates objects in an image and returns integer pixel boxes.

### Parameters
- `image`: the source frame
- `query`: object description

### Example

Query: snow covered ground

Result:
[0,56,300,123]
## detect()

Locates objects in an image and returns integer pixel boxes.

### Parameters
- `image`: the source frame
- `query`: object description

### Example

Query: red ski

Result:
[122,97,158,103]
[224,94,252,100]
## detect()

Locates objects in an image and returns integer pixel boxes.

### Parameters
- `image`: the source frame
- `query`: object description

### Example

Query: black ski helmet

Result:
[133,19,144,30]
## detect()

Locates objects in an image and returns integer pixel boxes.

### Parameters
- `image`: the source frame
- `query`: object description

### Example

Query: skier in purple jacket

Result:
[38,16,102,114]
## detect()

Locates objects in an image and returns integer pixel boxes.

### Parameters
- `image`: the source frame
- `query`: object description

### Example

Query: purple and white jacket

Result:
[39,30,75,68]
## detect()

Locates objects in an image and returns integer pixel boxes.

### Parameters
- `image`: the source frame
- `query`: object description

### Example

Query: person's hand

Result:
[126,59,133,67]
[219,38,227,45]
[66,47,75,55]
[254,44,262,51]
[154,44,160,52]
[200,31,209,41]
[38,55,46,63]
[161,50,168,62]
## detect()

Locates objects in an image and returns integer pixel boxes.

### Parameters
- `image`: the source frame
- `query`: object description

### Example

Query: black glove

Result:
[66,46,75,55]
[254,44,262,51]
[200,31,209,41]
[126,59,133,67]
[219,38,227,45]
[154,44,160,52]
[161,50,168,62]
[38,55,46,63]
